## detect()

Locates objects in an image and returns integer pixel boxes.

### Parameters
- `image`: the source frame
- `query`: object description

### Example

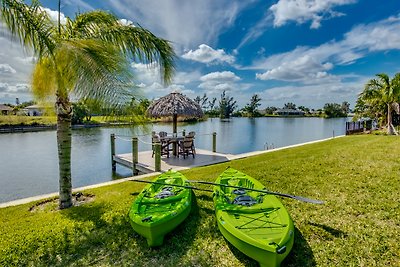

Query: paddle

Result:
[188,180,324,204]
[130,179,213,192]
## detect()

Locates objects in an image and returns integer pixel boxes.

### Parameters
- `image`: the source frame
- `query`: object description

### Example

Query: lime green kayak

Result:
[213,168,294,267]
[129,170,192,246]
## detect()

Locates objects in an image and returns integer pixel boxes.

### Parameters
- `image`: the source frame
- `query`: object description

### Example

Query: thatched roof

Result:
[147,92,204,118]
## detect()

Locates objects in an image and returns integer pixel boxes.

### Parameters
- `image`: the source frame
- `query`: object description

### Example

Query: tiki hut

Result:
[146,92,203,134]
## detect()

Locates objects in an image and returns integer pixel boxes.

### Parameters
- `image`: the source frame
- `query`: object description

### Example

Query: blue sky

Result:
[1,0,400,109]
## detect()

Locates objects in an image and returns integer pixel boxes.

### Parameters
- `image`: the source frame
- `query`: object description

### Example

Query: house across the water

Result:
[274,108,305,116]
[0,104,13,115]
[24,105,44,116]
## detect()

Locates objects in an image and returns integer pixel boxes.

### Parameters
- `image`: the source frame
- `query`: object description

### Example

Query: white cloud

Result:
[238,0,355,48]
[130,63,200,99]
[269,0,356,29]
[0,82,31,103]
[200,71,240,82]
[259,78,365,108]
[107,0,253,51]
[131,62,201,85]
[0,64,16,74]
[252,15,400,83]
[119,19,134,26]
[0,83,30,93]
[182,44,235,65]
[198,71,243,92]
[40,7,67,25]
[131,63,161,84]
[140,82,195,99]
[173,70,202,84]
[15,56,36,64]
[255,55,337,83]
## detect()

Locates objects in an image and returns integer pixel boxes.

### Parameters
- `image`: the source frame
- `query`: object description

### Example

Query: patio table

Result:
[161,136,184,156]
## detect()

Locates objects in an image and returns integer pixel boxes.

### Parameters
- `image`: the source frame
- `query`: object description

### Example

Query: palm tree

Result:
[359,73,400,134]
[0,0,175,209]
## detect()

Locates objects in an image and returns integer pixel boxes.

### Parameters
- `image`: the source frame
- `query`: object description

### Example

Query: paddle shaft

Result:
[130,179,213,192]
[188,180,324,204]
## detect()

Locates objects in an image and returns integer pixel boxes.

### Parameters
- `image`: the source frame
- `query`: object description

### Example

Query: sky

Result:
[1,0,400,110]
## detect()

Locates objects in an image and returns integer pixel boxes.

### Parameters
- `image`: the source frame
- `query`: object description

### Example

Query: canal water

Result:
[0,117,349,203]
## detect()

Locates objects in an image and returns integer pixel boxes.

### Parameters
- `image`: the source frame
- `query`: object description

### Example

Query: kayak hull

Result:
[214,168,294,267]
[129,171,192,246]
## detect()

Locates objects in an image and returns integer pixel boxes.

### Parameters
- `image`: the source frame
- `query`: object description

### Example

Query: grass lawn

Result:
[0,115,56,126]
[0,115,149,127]
[0,135,399,266]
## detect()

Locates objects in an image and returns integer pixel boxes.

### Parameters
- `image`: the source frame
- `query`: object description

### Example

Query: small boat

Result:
[213,168,294,267]
[129,170,192,246]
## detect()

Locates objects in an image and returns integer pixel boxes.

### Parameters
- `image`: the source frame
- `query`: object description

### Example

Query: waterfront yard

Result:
[0,135,399,266]
[0,115,56,126]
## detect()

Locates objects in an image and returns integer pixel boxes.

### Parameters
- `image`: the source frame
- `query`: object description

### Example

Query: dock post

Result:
[111,134,116,171]
[132,137,138,175]
[155,142,161,172]
[212,132,217,152]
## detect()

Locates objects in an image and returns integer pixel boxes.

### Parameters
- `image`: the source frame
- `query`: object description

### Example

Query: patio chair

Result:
[159,131,168,138]
[186,131,196,154]
[159,131,172,154]
[152,134,170,158]
[178,136,195,159]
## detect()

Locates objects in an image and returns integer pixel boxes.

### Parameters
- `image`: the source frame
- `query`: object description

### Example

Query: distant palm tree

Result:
[0,0,175,208]
[360,73,400,134]
[283,102,296,110]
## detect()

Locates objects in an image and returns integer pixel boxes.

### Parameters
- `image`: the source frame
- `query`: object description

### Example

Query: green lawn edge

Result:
[0,135,399,266]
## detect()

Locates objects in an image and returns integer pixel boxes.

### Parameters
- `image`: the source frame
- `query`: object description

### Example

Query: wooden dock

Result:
[114,149,234,174]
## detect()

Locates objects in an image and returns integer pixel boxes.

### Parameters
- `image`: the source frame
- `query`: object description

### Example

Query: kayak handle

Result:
[276,246,286,254]
[269,242,287,254]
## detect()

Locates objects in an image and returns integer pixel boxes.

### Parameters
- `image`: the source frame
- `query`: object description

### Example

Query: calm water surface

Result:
[0,117,349,202]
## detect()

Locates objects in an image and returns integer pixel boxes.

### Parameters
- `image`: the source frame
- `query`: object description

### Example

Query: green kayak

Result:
[129,170,192,247]
[213,168,294,267]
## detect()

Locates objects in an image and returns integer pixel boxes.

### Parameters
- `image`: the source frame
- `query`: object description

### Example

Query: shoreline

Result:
[0,123,137,134]
[0,115,351,134]
[0,135,344,208]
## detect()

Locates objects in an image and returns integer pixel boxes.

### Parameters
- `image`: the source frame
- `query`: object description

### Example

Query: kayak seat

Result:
[232,195,257,206]
[140,195,184,204]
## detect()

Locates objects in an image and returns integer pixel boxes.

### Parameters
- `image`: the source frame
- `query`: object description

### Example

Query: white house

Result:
[273,108,305,116]
[25,105,43,116]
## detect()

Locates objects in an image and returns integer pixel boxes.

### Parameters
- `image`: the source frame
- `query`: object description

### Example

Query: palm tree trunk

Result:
[57,98,73,209]
[387,104,393,135]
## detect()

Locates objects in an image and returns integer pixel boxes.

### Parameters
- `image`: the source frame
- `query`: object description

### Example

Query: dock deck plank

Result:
[114,149,234,173]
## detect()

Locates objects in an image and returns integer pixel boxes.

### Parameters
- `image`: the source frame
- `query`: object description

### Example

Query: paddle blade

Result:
[290,195,324,204]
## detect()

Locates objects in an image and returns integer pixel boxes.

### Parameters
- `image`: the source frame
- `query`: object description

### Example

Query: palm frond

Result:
[55,39,134,108]
[65,12,176,85]
[65,10,117,38]
[0,0,56,57]
[376,73,390,85]
[361,79,382,100]
[31,56,57,100]
[102,25,176,85]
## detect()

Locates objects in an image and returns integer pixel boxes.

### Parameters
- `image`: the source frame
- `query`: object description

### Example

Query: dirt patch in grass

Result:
[29,192,95,212]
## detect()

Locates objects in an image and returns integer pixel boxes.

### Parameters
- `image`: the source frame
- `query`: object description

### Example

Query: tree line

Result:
[193,91,351,119]
[354,73,400,135]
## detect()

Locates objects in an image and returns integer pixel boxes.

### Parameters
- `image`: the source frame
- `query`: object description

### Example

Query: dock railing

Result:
[346,120,373,135]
